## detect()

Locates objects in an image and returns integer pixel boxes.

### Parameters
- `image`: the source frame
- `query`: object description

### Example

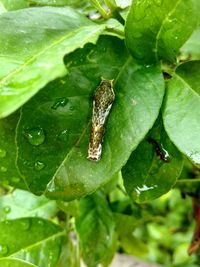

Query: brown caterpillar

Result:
[87,79,115,161]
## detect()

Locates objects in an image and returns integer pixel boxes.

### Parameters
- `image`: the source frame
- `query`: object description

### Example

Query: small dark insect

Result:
[147,137,170,163]
[87,79,115,161]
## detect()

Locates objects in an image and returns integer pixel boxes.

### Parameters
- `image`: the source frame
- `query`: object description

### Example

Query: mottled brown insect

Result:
[87,79,115,161]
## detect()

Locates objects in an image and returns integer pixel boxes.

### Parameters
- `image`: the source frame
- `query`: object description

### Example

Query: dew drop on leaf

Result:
[23,127,45,146]
[0,166,7,172]
[3,206,11,214]
[51,97,68,110]
[20,219,31,231]
[0,149,6,158]
[58,129,68,142]
[0,244,8,256]
[34,161,45,171]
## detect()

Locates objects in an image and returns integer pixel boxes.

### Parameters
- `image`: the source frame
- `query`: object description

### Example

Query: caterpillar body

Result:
[87,79,115,161]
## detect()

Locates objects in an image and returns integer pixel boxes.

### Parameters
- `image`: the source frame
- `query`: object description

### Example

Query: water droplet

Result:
[0,166,7,172]
[11,177,20,183]
[0,149,6,158]
[69,106,75,111]
[3,206,11,214]
[23,127,45,146]
[20,219,31,231]
[135,184,157,195]
[0,244,8,256]
[51,97,68,110]
[58,129,68,142]
[34,161,45,171]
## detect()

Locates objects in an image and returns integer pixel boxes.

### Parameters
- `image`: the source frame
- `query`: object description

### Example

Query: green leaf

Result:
[179,27,200,61]
[0,189,57,220]
[0,258,37,267]
[0,0,28,10]
[1,36,164,199]
[0,2,6,13]
[56,235,80,267]
[0,112,27,188]
[44,50,164,200]
[76,191,116,267]
[163,60,200,166]
[0,218,64,267]
[125,0,198,64]
[122,120,183,202]
[0,7,105,118]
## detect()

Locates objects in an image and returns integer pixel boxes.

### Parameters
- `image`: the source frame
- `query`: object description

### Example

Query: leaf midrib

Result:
[0,25,102,87]
[155,0,182,61]
[9,230,65,257]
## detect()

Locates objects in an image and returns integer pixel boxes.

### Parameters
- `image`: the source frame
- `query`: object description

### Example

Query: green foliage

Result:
[0,0,200,266]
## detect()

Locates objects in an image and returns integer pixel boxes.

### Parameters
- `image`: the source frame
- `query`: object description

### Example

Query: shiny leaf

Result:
[76,191,116,267]
[122,121,183,202]
[0,189,57,220]
[0,218,64,267]
[0,7,105,118]
[125,0,198,64]
[163,60,200,166]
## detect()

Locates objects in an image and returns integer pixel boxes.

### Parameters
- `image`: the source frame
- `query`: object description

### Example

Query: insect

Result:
[147,138,170,163]
[87,79,115,161]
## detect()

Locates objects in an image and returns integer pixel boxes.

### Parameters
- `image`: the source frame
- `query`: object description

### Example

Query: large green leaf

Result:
[122,120,183,202]
[1,36,164,199]
[0,189,57,220]
[0,258,37,267]
[76,191,116,267]
[0,7,105,118]
[125,0,198,64]
[163,60,200,166]
[0,218,64,267]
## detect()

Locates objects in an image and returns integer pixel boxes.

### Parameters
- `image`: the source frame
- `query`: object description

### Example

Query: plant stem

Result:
[89,0,109,19]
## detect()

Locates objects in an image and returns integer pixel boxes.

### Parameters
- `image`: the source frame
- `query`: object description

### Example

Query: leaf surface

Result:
[0,218,64,267]
[180,28,200,61]
[122,121,183,202]
[0,7,105,118]
[125,0,198,63]
[163,60,200,166]
[0,189,57,220]
[1,36,164,199]
[76,191,116,267]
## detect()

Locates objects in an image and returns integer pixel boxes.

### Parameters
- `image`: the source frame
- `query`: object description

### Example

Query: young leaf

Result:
[0,218,64,267]
[122,121,183,202]
[125,0,198,64]
[0,189,57,220]
[76,191,116,267]
[163,60,200,166]
[0,7,105,118]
